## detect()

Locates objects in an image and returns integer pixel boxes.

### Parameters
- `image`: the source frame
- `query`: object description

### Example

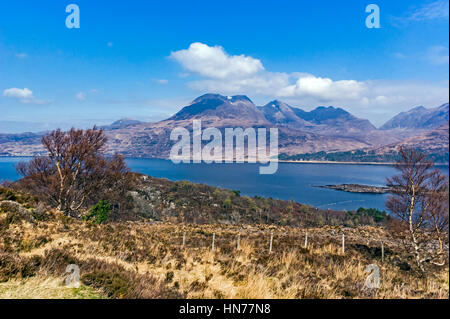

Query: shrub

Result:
[83,200,111,224]
[213,189,222,199]
[0,253,41,282]
[82,271,131,298]
[223,196,232,210]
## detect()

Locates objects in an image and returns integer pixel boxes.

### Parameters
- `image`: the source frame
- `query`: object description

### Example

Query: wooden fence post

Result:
[304,231,308,249]
[381,240,384,263]
[212,233,215,251]
[342,234,345,254]
[237,234,241,250]
[182,231,186,247]
[269,231,274,253]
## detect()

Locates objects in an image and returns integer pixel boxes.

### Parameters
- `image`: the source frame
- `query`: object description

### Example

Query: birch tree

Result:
[386,147,449,273]
[17,127,133,217]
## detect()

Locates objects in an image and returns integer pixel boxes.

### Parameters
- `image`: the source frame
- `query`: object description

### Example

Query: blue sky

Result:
[0,0,448,133]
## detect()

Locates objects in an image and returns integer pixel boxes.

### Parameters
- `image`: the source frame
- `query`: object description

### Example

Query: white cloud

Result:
[3,88,33,99]
[171,43,367,103]
[154,79,169,85]
[170,42,264,79]
[406,0,449,21]
[277,75,367,101]
[2,87,45,104]
[393,52,406,59]
[15,53,28,59]
[392,0,449,26]
[75,89,99,101]
[76,92,86,100]
[171,43,449,126]
[426,45,449,65]
[188,72,291,96]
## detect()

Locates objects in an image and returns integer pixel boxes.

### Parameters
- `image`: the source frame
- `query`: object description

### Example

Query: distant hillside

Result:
[0,94,448,161]
[380,103,449,130]
[292,105,377,132]
[103,94,377,157]
[373,124,449,162]
[259,100,377,133]
[0,132,44,156]
[281,124,449,164]
[101,119,142,130]
[259,100,314,129]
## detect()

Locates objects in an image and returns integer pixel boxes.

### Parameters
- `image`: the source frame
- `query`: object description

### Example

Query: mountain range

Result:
[380,103,449,130]
[0,94,448,161]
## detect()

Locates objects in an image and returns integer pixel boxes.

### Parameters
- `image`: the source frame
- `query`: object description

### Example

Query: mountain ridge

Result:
[0,94,448,160]
[380,103,449,130]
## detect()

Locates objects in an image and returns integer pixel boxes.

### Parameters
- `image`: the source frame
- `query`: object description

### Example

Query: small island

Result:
[316,183,392,194]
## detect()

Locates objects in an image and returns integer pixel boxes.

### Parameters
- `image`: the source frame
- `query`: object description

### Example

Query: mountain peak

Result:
[169,93,265,123]
[102,118,142,130]
[265,100,288,109]
[189,93,225,105]
[300,106,353,121]
[380,103,449,130]
[190,93,253,105]
[411,105,426,111]
[230,95,253,103]
[289,105,376,131]
[438,103,449,111]
[259,100,312,128]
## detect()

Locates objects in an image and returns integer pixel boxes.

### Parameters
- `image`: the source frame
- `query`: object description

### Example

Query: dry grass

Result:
[0,276,103,299]
[0,210,448,299]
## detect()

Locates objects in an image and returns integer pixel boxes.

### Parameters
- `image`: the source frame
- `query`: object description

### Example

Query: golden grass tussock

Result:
[0,276,103,299]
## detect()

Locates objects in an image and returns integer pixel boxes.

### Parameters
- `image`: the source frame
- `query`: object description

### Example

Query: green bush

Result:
[83,200,111,224]
[354,207,387,223]
[223,196,232,210]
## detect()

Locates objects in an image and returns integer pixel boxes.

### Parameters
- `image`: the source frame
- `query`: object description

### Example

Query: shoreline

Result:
[278,160,396,165]
[279,160,450,166]
[1,156,449,166]
[315,183,392,194]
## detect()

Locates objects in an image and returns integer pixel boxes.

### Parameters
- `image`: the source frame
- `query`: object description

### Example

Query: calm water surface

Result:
[1,157,448,211]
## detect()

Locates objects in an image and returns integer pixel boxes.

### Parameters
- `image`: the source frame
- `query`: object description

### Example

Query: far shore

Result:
[1,156,448,166]
[279,159,449,166]
[278,159,396,165]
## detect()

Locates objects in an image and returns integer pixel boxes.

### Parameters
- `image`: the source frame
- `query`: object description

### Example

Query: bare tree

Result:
[386,147,449,272]
[424,171,449,263]
[16,127,133,217]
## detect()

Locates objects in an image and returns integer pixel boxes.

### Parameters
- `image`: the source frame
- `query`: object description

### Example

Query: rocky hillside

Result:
[101,119,143,130]
[0,132,45,156]
[126,174,388,226]
[0,180,448,299]
[101,94,380,157]
[380,103,449,130]
[293,105,377,133]
[259,100,314,129]
[373,124,449,158]
[0,94,448,159]
[170,94,267,125]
